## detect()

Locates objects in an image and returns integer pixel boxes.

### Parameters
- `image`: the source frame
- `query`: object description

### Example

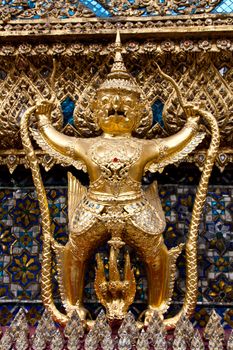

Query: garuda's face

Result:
[92,91,141,135]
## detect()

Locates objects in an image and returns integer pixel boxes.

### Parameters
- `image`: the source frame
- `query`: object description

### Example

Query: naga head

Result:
[95,244,136,320]
[92,31,147,135]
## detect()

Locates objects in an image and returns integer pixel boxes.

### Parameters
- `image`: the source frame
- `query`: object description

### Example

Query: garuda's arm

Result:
[31,100,87,172]
[145,106,205,173]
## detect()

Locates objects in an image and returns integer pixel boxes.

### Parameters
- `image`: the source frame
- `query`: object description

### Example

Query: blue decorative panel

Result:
[212,0,233,13]
[80,0,110,16]
[152,99,164,127]
[61,97,75,126]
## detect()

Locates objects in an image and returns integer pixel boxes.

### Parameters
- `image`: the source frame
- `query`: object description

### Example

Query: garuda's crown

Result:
[98,31,141,95]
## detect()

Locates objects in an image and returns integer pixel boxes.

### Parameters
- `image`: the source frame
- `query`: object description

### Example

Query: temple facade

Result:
[0,1,232,348]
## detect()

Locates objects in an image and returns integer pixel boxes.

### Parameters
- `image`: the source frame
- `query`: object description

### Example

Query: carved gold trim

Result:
[0,38,233,56]
[0,149,232,173]
[0,14,232,41]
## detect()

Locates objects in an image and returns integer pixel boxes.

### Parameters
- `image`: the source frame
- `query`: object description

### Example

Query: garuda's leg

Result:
[55,221,108,319]
[124,224,183,318]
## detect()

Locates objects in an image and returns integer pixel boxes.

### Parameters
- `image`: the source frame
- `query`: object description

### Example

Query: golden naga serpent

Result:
[20,61,68,324]
[20,104,68,324]
[20,64,220,328]
[156,65,220,327]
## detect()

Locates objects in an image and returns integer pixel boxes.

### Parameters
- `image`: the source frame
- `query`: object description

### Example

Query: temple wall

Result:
[0,0,232,332]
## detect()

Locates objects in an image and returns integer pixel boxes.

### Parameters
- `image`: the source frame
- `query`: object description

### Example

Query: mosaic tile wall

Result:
[0,164,232,327]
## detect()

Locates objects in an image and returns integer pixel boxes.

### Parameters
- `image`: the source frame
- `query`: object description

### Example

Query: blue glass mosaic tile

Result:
[61,97,75,126]
[152,99,164,127]
[79,0,110,17]
[212,0,233,13]
[0,165,232,326]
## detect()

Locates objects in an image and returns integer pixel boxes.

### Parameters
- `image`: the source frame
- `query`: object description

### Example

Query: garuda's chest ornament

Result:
[89,138,142,195]
[21,31,220,328]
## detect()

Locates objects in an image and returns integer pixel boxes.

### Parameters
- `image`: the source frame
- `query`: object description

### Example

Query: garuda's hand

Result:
[184,103,201,125]
[35,99,55,117]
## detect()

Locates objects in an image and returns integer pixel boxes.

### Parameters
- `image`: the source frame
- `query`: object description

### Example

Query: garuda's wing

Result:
[143,181,165,221]
[145,132,205,173]
[31,128,87,173]
[54,172,87,313]
[67,172,87,224]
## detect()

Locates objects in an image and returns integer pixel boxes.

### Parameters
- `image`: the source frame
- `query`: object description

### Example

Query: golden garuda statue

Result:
[20,32,220,328]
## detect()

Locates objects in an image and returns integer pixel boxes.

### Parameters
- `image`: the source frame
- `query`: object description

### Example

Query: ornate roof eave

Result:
[0,12,232,172]
[0,13,233,42]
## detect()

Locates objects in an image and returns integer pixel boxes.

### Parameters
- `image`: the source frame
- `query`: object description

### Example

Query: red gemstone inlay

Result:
[113,157,119,162]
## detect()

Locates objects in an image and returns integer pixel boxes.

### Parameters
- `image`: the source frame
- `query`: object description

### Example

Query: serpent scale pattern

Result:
[164,110,220,328]
[20,106,68,324]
